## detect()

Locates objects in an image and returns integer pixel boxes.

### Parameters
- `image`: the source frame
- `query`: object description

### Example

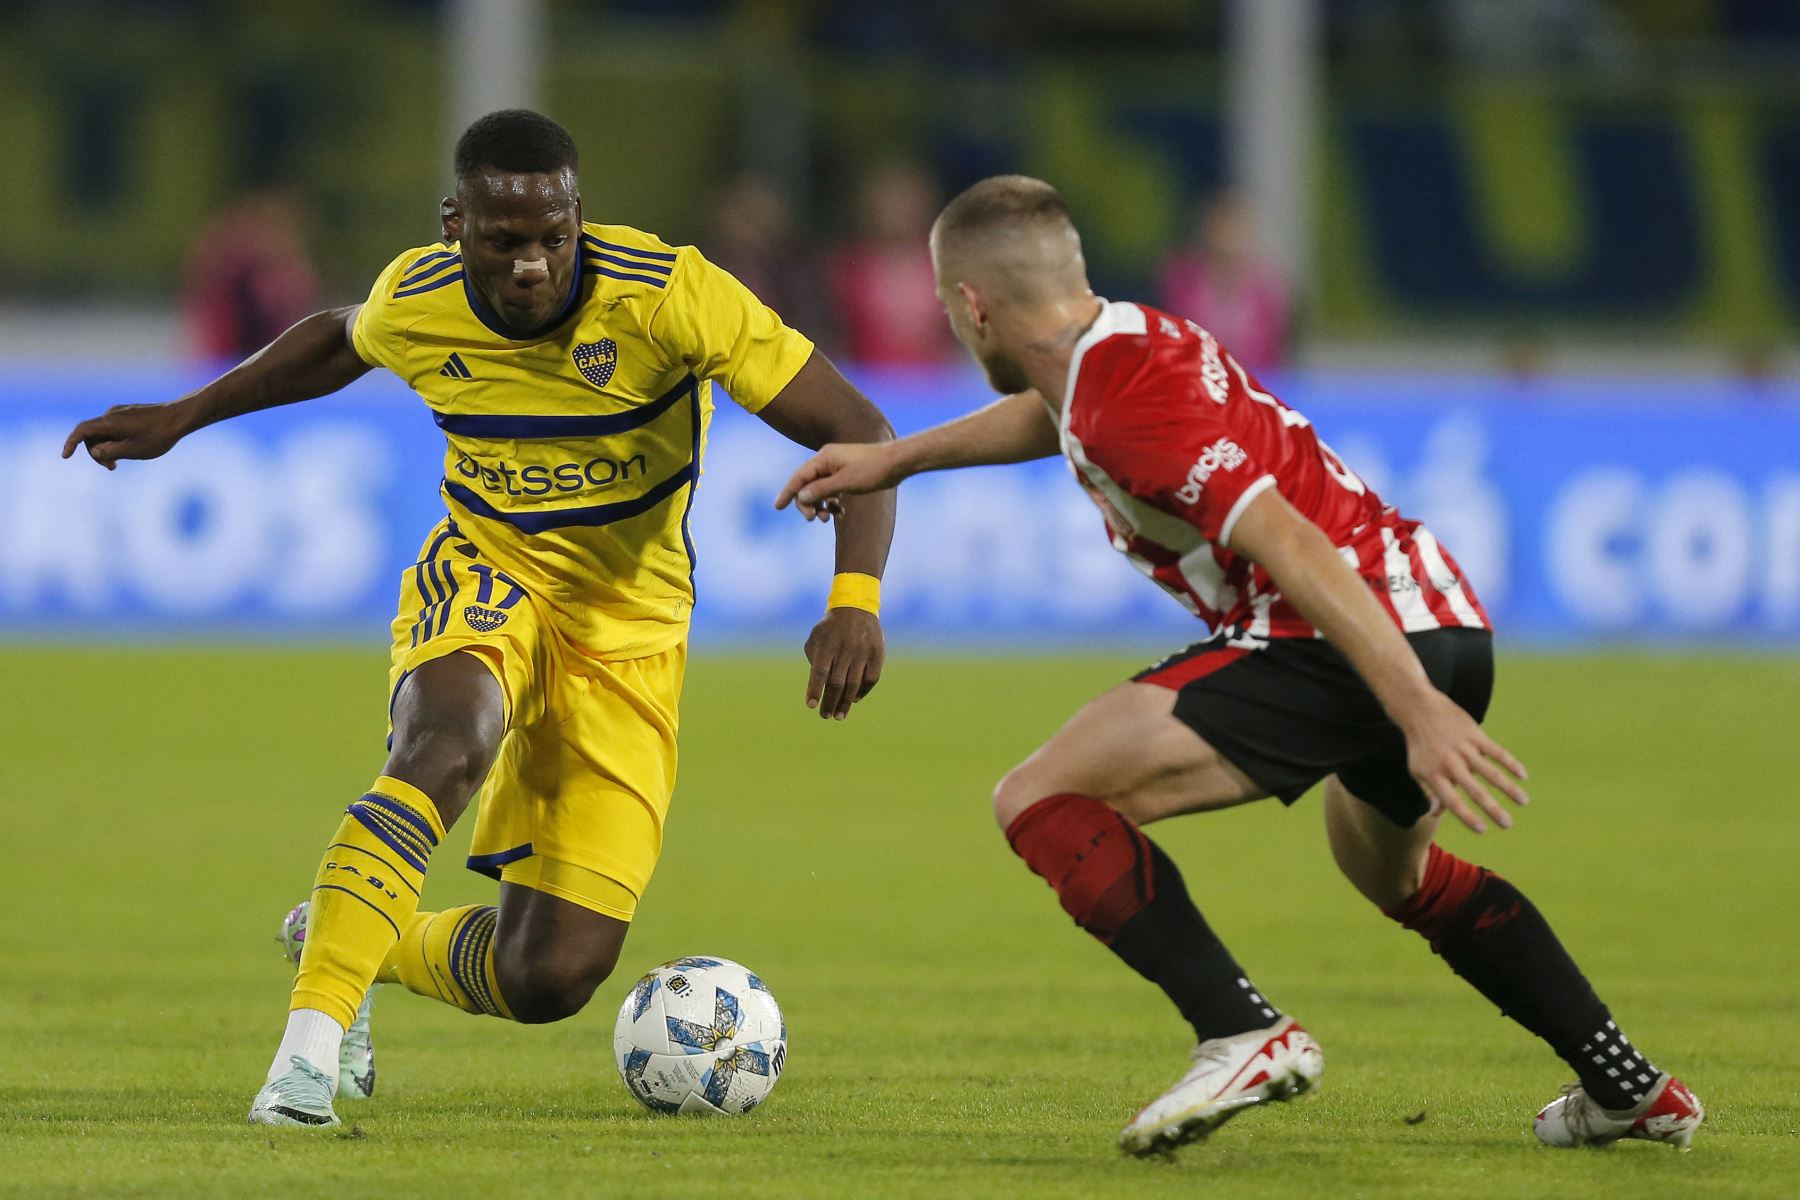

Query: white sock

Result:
[266,1008,344,1085]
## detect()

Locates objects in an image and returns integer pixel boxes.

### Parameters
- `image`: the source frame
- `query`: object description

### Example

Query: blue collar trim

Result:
[461,253,584,341]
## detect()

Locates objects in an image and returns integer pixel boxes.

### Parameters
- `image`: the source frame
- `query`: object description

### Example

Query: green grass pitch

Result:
[2,648,1795,1198]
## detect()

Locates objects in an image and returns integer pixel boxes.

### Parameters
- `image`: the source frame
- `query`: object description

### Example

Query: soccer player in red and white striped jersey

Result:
[1061,299,1488,645]
[778,176,1702,1156]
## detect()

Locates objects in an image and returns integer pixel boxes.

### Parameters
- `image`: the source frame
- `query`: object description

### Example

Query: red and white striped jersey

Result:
[1060,301,1489,641]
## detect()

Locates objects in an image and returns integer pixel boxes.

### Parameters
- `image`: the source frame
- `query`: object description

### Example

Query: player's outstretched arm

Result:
[757,352,898,720]
[61,306,372,469]
[1227,488,1530,834]
[774,389,1059,520]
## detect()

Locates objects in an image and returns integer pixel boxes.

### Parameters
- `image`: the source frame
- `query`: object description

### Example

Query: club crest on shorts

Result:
[572,339,618,388]
[463,605,510,633]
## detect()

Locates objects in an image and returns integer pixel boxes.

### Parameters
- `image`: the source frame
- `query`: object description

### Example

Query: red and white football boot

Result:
[1534,1073,1704,1151]
[1118,1015,1324,1156]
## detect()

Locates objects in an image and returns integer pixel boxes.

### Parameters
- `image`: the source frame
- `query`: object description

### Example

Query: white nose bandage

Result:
[514,258,548,275]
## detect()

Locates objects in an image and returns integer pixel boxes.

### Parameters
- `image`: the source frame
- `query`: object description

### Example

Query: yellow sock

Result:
[291,776,445,1027]
[377,905,514,1019]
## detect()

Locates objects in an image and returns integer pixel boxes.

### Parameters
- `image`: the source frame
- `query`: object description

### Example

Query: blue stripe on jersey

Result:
[414,558,453,645]
[583,250,672,277]
[395,270,466,299]
[583,261,668,288]
[444,462,696,534]
[431,561,458,637]
[466,841,535,880]
[459,256,585,340]
[398,261,462,292]
[581,235,677,263]
[399,250,461,284]
[425,559,458,640]
[677,377,702,573]
[408,527,456,645]
[432,374,694,440]
[419,558,449,642]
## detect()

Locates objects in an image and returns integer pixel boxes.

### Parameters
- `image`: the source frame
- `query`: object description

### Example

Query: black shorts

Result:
[1133,627,1494,828]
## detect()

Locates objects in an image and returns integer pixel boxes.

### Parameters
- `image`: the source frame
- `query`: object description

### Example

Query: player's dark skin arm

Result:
[61,308,369,467]
[756,351,898,720]
[59,303,606,1016]
[1225,487,1530,834]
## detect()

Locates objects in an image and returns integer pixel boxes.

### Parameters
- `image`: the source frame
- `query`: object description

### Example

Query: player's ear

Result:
[440,196,463,244]
[956,281,987,332]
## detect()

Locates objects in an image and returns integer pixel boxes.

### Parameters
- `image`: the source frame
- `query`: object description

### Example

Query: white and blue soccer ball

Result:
[613,956,787,1115]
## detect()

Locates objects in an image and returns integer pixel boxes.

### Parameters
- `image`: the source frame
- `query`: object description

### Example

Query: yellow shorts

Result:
[387,518,685,920]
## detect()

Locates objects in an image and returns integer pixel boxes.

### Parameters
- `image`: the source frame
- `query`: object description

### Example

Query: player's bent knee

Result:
[494,951,617,1025]
[992,766,1047,832]
[1366,854,1433,910]
[1335,859,1423,910]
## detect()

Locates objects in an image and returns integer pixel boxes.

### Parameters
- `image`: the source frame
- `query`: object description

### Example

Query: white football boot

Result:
[247,1056,340,1128]
[1119,1015,1324,1156]
[1534,1074,1704,1151]
[278,900,378,1100]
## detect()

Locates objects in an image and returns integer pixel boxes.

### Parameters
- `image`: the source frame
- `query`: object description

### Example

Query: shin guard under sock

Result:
[1384,844,1659,1109]
[1006,793,1279,1042]
[291,776,445,1027]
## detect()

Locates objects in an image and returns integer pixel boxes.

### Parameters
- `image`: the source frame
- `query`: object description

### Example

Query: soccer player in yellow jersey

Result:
[62,110,897,1128]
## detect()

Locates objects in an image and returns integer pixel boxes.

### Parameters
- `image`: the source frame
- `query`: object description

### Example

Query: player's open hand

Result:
[1401,690,1529,834]
[61,403,190,470]
[803,608,884,720]
[775,442,905,522]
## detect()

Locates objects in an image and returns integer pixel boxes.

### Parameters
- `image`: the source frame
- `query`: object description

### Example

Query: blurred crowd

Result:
[186,167,1292,375]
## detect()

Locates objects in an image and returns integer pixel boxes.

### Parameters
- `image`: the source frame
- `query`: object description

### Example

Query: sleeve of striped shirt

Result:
[1080,377,1275,545]
[649,246,815,413]
[349,250,417,372]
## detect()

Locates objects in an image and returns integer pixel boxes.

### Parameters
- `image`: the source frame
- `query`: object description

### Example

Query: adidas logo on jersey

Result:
[1174,437,1248,505]
[438,353,473,379]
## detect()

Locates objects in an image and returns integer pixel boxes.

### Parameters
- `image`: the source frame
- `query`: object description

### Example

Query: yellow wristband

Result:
[827,572,881,616]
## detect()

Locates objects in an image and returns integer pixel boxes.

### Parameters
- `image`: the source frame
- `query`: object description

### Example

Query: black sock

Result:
[1108,838,1282,1042]
[1392,855,1658,1111]
[1565,1019,1662,1111]
[1006,794,1280,1044]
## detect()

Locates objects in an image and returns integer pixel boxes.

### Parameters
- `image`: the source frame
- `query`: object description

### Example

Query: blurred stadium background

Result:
[3,0,1798,646]
[5,3,1799,1194]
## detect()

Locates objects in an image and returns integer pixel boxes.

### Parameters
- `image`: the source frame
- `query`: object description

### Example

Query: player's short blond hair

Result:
[932,176,1085,304]
[935,175,1073,242]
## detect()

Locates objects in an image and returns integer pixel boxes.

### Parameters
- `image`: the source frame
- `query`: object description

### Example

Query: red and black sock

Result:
[1005,794,1279,1043]
[1384,844,1659,1111]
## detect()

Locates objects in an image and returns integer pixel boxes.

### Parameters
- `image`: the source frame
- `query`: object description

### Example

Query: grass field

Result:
[2,648,1796,1199]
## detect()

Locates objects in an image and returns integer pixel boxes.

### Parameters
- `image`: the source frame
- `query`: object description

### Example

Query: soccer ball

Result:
[613,956,787,1115]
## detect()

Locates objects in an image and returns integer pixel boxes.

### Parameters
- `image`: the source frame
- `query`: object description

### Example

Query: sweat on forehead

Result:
[458,168,577,204]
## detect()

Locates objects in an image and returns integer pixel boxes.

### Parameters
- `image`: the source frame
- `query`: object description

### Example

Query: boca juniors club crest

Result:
[463,605,510,633]
[572,338,619,388]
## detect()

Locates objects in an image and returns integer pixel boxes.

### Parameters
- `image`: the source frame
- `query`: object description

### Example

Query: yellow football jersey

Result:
[351,222,814,658]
